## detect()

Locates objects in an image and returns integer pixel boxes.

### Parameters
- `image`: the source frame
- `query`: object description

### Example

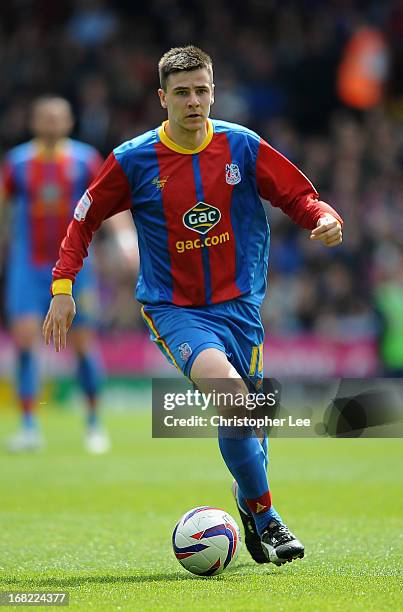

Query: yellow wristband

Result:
[52,279,73,296]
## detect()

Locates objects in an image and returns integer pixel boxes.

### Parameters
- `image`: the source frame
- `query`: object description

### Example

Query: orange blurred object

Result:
[337,27,389,109]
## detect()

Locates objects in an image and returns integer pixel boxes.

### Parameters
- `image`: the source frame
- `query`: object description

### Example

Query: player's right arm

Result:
[43,152,133,351]
[43,292,76,352]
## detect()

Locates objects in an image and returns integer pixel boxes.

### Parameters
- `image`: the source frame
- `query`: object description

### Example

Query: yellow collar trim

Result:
[158,119,213,154]
[33,138,70,160]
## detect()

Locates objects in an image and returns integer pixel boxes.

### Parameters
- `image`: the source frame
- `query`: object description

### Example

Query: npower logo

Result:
[183,202,221,235]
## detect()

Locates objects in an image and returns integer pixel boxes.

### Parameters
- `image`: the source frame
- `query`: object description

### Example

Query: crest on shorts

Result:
[225,163,241,185]
[179,342,192,362]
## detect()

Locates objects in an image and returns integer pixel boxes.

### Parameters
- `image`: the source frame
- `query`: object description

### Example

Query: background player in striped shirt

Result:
[43,47,343,566]
[1,97,110,454]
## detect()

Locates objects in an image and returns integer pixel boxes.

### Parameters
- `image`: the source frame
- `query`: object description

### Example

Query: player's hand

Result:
[310,214,343,247]
[42,295,76,352]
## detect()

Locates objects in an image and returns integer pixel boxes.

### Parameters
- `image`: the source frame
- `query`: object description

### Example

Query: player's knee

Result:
[191,348,236,379]
[11,319,40,350]
[191,348,247,402]
[70,328,94,355]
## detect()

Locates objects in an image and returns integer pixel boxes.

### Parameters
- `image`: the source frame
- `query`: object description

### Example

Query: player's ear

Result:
[210,83,215,105]
[158,89,168,109]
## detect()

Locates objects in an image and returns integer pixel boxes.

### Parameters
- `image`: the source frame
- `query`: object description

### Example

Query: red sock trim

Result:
[21,398,35,415]
[86,394,97,410]
[246,490,272,514]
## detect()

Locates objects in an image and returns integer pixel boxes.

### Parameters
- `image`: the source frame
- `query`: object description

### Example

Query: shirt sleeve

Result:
[52,152,132,284]
[255,138,343,229]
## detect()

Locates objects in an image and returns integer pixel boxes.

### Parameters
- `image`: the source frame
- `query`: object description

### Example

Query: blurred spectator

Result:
[373,247,403,376]
[0,0,403,377]
[66,0,119,48]
[337,26,390,110]
[77,73,110,150]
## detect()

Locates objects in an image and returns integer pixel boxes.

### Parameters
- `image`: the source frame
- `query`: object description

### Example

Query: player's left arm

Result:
[87,149,139,270]
[309,213,342,247]
[255,138,343,247]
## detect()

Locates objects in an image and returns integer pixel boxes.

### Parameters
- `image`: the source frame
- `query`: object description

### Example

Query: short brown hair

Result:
[158,45,213,91]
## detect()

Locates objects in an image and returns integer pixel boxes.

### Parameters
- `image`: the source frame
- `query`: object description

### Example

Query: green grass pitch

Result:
[1,405,402,611]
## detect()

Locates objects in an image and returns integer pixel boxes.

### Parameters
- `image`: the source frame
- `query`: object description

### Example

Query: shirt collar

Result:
[158,119,213,154]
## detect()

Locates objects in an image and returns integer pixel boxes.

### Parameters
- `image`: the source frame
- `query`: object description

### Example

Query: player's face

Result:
[158,68,214,132]
[30,101,74,142]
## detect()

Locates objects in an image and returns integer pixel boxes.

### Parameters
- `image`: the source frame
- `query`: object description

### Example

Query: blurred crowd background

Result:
[1,0,403,374]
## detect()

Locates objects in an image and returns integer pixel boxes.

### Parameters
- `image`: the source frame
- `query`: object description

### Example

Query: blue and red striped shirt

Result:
[2,139,102,267]
[52,119,343,307]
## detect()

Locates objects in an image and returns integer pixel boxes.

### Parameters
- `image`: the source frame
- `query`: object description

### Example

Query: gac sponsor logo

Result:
[183,202,221,235]
[176,231,230,254]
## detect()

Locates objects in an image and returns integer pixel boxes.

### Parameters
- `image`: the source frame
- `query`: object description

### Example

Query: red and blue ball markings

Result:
[172,523,210,559]
[182,505,223,524]
[173,506,239,575]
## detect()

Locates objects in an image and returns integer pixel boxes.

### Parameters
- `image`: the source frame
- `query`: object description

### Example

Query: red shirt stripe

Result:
[28,158,47,265]
[28,155,75,265]
[198,133,241,303]
[154,142,206,306]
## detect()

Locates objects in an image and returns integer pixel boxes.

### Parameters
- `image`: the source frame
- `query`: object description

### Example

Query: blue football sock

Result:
[233,434,284,533]
[261,434,268,470]
[17,350,39,429]
[236,435,268,514]
[76,352,103,426]
[236,486,251,515]
[219,431,274,535]
[86,410,98,428]
[253,506,284,534]
[22,408,36,430]
[17,350,39,398]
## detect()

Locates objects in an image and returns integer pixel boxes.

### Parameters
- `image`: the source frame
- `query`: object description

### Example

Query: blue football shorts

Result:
[141,298,264,386]
[5,257,98,327]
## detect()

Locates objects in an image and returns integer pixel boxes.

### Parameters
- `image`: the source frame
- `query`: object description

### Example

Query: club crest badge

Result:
[225,163,241,185]
[179,342,192,362]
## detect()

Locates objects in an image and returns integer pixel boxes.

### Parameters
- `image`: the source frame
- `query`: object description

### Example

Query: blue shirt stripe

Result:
[192,153,212,305]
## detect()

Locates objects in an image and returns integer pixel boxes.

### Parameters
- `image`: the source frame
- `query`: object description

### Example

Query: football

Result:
[172,506,241,576]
